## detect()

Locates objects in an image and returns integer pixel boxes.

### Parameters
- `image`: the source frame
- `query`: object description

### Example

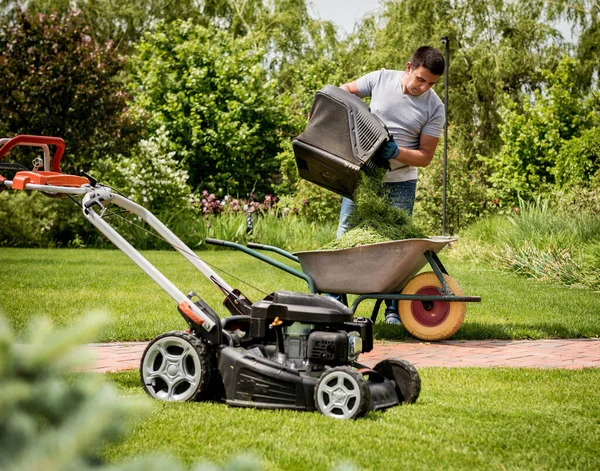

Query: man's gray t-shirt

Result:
[356,68,445,183]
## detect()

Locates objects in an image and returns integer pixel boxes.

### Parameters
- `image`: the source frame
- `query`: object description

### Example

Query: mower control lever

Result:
[84,197,104,209]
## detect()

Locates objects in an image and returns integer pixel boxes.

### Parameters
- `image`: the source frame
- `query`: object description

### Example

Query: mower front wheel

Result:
[314,367,370,420]
[140,331,211,402]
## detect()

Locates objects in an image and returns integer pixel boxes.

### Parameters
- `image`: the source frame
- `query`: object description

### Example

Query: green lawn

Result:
[104,368,600,470]
[1,247,599,341]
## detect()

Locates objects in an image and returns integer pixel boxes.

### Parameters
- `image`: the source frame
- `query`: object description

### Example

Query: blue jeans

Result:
[334,179,417,312]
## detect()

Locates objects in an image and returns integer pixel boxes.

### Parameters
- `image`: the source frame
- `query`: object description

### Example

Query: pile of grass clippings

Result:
[322,169,425,250]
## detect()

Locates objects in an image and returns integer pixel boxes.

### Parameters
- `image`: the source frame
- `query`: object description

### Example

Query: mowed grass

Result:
[0,247,599,341]
[104,368,600,470]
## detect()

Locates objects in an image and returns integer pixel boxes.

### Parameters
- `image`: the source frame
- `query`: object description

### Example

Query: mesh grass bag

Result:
[292,85,391,198]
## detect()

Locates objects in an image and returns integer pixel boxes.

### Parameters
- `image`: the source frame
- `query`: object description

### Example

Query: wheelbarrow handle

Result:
[247,242,299,263]
[0,135,65,172]
[247,242,265,250]
[205,238,315,293]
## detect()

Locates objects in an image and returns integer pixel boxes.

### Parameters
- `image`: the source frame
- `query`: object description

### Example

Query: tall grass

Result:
[89,210,336,252]
[453,197,600,289]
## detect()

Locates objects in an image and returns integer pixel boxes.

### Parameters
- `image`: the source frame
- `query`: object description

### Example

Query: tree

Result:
[352,0,576,159]
[0,0,215,53]
[0,10,136,173]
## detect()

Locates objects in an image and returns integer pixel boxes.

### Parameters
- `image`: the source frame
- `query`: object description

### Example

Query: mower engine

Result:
[161,290,419,420]
[257,320,366,371]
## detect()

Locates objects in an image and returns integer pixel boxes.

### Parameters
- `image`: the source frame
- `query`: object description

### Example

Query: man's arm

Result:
[393,133,439,168]
[340,81,361,97]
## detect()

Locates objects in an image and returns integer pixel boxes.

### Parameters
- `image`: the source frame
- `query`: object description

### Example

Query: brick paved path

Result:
[84,339,600,373]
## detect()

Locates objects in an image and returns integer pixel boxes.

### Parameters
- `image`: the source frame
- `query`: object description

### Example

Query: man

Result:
[337,46,446,324]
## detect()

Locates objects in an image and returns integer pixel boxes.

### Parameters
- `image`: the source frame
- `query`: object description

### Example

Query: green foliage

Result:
[0,191,93,248]
[570,1,600,89]
[0,312,155,470]
[276,179,342,224]
[555,127,600,187]
[551,173,600,215]
[1,0,598,234]
[354,0,572,159]
[413,130,490,236]
[0,187,335,250]
[130,20,286,196]
[0,10,136,173]
[0,310,270,470]
[97,127,192,213]
[322,171,424,250]
[485,57,592,205]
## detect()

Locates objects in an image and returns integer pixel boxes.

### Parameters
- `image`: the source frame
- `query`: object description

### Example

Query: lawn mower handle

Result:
[0,135,65,172]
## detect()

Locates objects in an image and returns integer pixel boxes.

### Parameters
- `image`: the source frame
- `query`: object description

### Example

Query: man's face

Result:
[402,63,441,96]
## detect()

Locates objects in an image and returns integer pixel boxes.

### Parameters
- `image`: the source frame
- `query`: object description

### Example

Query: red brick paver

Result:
[84,339,600,372]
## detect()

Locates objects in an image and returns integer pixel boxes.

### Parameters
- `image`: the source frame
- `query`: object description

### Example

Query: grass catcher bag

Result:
[292,85,391,199]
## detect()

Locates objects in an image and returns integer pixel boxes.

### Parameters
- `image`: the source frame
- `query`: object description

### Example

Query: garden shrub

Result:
[0,9,137,173]
[0,312,155,470]
[276,180,342,224]
[0,311,272,470]
[413,132,490,235]
[484,57,592,206]
[555,127,600,188]
[96,127,192,213]
[0,191,93,248]
[130,20,287,196]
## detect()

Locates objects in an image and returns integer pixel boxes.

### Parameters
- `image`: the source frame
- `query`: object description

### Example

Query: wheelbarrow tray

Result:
[294,237,456,294]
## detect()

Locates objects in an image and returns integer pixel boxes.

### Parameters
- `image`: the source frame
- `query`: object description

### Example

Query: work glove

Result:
[381,139,400,160]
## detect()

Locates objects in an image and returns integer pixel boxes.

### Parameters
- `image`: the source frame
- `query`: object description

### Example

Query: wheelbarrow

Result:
[205,237,481,341]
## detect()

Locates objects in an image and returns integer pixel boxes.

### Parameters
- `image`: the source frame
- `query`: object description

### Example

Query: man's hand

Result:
[381,139,400,160]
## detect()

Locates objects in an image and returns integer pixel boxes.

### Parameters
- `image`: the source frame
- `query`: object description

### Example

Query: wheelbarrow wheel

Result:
[399,272,466,341]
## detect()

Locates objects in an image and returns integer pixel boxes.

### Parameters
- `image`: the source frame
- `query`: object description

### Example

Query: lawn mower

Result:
[1,134,422,420]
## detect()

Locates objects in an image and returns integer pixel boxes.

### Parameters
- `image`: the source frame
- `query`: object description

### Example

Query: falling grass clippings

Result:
[322,169,425,250]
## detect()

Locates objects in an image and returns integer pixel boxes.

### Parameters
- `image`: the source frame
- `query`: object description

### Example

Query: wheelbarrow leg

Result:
[424,250,453,295]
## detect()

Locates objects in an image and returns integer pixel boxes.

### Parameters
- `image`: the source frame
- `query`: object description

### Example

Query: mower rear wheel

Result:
[314,367,370,420]
[373,358,421,404]
[399,272,466,341]
[140,331,211,402]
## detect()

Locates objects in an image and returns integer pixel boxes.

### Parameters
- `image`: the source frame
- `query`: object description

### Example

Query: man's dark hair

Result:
[410,46,445,76]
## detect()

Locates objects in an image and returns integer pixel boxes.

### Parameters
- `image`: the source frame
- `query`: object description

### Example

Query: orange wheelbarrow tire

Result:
[399,272,466,341]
